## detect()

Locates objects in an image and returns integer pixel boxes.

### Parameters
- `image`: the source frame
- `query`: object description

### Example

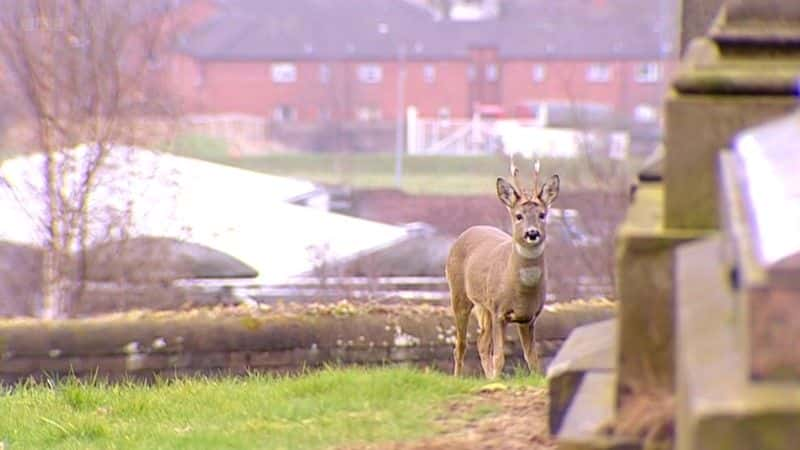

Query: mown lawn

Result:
[0,366,545,450]
[168,132,639,195]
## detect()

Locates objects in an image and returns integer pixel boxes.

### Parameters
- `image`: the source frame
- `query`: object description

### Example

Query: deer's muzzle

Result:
[523,229,542,243]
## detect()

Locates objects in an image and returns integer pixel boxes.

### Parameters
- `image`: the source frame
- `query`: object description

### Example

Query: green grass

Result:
[0,366,545,450]
[168,133,230,160]
[167,133,640,195]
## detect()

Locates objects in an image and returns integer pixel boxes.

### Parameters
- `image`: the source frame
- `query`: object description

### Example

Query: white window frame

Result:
[634,62,660,83]
[485,63,499,83]
[633,104,659,123]
[271,63,297,83]
[355,105,382,121]
[531,64,546,83]
[586,64,612,83]
[357,64,383,84]
[423,64,436,84]
[319,64,331,84]
[467,65,477,81]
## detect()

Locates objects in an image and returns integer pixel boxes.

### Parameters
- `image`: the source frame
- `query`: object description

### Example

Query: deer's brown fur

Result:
[446,161,559,378]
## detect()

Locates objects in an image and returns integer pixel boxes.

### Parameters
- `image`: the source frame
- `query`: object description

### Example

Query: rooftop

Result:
[178,0,678,61]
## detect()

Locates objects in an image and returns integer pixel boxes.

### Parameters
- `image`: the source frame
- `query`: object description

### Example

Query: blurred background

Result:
[0,0,678,318]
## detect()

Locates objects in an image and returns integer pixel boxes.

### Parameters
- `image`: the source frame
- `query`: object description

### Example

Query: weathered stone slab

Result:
[615,184,706,401]
[719,116,800,381]
[557,372,641,450]
[676,236,800,450]
[547,319,617,435]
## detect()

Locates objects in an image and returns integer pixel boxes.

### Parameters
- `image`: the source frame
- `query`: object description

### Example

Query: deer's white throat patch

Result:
[514,242,545,259]
[518,266,543,286]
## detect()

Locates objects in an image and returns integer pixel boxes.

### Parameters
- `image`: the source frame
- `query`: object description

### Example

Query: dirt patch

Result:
[348,387,556,450]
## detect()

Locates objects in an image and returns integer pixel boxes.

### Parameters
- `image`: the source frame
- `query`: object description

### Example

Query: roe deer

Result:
[446,160,559,379]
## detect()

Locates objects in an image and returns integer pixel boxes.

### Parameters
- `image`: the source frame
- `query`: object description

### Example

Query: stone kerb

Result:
[0,300,615,384]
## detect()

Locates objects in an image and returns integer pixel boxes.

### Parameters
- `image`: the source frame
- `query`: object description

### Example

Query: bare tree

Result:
[511,68,634,302]
[0,0,176,318]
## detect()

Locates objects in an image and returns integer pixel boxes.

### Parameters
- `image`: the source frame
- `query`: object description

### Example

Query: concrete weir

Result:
[0,299,614,384]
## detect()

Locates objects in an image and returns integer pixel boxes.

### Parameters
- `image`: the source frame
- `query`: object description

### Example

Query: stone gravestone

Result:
[674,108,800,450]
[725,112,800,380]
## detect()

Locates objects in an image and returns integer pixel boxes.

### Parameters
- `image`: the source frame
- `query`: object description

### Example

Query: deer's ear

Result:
[496,177,520,208]
[539,174,560,206]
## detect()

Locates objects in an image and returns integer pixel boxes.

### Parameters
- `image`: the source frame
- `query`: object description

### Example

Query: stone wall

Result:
[0,300,615,384]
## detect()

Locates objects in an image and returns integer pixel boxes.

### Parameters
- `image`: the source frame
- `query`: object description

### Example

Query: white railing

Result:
[406,108,629,159]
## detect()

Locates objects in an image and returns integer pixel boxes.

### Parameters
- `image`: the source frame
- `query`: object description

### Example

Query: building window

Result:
[467,65,476,81]
[634,62,660,83]
[633,104,658,123]
[423,64,436,84]
[355,106,382,121]
[531,64,546,83]
[271,63,297,83]
[272,104,297,122]
[319,64,331,84]
[194,66,205,88]
[485,63,499,82]
[586,64,612,83]
[357,64,383,84]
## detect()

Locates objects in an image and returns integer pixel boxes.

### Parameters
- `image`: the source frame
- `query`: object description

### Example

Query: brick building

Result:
[166,0,678,143]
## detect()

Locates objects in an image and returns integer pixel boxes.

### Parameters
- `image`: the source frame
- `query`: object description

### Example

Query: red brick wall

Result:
[171,55,676,122]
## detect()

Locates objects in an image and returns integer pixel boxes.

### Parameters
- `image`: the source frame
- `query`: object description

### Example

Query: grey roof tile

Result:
[178,0,677,61]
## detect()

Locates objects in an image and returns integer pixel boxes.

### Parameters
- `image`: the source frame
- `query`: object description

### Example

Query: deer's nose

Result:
[524,229,541,242]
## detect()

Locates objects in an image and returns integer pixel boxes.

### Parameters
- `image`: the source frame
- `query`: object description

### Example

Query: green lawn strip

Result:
[190,150,634,195]
[0,366,544,450]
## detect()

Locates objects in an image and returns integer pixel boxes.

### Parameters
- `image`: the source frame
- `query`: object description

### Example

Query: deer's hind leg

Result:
[449,286,473,377]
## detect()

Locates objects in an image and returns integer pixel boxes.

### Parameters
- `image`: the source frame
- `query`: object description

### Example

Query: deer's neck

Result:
[514,242,545,260]
[511,242,545,288]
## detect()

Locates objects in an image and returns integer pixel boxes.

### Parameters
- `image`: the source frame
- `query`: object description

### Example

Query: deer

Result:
[446,159,559,379]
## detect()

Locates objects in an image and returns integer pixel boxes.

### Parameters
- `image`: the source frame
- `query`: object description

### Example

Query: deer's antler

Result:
[532,159,541,194]
[510,159,522,192]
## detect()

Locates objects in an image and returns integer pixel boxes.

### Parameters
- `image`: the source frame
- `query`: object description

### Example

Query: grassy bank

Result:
[0,365,544,450]
[174,137,638,195]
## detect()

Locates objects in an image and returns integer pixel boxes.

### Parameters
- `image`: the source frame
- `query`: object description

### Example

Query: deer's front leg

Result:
[475,306,494,378]
[490,316,506,379]
[517,320,539,373]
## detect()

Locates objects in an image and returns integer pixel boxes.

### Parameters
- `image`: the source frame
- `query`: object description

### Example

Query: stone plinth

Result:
[665,19,800,230]
[664,93,795,230]
[614,184,705,400]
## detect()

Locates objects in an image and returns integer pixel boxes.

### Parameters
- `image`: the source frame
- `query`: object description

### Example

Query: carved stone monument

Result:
[549,1,800,449]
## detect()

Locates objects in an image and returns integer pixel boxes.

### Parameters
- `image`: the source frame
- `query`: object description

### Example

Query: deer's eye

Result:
[515,213,524,221]
[539,212,547,220]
